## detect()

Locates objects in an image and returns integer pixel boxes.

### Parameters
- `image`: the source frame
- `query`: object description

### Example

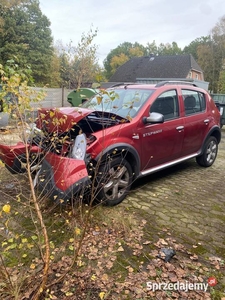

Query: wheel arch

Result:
[95,143,141,179]
[198,126,221,156]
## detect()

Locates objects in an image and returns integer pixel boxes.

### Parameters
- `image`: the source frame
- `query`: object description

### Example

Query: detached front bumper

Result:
[0,142,41,173]
[37,152,91,204]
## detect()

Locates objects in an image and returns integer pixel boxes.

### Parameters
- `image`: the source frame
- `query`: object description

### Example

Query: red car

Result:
[0,81,221,206]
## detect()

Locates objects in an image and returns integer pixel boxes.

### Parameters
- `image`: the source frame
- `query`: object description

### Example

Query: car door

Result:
[181,89,209,156]
[137,89,184,171]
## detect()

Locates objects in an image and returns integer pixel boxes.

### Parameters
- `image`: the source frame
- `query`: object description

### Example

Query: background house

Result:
[105,54,208,90]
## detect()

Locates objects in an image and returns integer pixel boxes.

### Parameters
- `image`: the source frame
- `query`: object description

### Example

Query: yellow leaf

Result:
[96,96,102,105]
[77,259,85,267]
[75,227,81,236]
[91,274,96,281]
[30,263,36,269]
[5,219,9,228]
[40,113,46,119]
[2,204,11,213]
[49,111,55,118]
[27,243,34,249]
[99,292,106,300]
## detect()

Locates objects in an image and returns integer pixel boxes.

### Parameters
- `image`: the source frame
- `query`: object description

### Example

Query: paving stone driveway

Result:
[122,129,225,258]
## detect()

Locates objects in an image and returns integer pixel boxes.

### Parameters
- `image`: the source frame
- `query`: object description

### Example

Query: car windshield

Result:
[82,88,154,118]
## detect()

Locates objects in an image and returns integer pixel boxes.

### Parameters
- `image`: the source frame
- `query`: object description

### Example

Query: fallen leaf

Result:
[91,274,97,281]
[101,274,109,282]
[143,240,151,245]
[190,254,198,260]
[2,204,11,213]
[75,227,81,235]
[99,291,105,300]
[117,246,124,252]
[30,263,36,269]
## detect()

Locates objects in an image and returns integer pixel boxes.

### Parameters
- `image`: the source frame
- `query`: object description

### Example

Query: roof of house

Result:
[109,54,203,82]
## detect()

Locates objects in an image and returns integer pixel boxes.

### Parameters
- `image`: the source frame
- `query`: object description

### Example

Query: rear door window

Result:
[182,90,206,116]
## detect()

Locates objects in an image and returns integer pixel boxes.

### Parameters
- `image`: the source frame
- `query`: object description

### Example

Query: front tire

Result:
[196,136,218,167]
[96,157,133,206]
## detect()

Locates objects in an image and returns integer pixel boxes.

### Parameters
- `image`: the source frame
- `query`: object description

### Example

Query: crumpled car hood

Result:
[36,107,93,133]
[36,107,129,133]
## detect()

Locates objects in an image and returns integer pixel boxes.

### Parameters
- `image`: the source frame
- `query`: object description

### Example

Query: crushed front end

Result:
[0,106,126,203]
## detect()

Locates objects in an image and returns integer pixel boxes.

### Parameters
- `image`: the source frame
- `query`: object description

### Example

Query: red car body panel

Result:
[43,152,89,192]
[37,153,91,203]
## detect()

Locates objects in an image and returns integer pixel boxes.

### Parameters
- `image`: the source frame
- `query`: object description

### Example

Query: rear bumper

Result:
[37,153,91,203]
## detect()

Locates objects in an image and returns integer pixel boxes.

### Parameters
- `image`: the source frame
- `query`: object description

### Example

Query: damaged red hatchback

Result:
[0,82,221,206]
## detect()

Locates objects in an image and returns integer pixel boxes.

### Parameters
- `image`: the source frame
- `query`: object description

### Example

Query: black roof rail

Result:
[155,81,197,87]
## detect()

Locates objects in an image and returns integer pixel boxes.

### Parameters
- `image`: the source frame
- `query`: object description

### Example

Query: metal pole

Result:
[62,85,64,106]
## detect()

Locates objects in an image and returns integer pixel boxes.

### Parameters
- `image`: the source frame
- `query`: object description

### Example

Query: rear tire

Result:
[96,157,133,206]
[196,136,218,167]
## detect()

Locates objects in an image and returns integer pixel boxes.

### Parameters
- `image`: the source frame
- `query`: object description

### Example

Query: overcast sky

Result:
[39,0,224,65]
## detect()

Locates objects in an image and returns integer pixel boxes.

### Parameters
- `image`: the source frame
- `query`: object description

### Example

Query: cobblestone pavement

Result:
[122,129,225,258]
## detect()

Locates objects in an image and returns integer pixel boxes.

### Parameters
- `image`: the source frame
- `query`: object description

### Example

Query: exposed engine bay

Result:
[30,110,129,157]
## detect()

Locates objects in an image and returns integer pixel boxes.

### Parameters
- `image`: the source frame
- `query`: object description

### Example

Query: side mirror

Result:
[143,112,164,124]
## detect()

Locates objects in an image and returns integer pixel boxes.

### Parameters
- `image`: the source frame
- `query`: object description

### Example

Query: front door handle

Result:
[176,126,184,131]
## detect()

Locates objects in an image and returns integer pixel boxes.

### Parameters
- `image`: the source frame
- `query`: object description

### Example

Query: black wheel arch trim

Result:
[198,126,221,156]
[95,143,141,178]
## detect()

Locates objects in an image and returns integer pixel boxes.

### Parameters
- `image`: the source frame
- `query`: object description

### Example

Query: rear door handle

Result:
[204,119,209,124]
